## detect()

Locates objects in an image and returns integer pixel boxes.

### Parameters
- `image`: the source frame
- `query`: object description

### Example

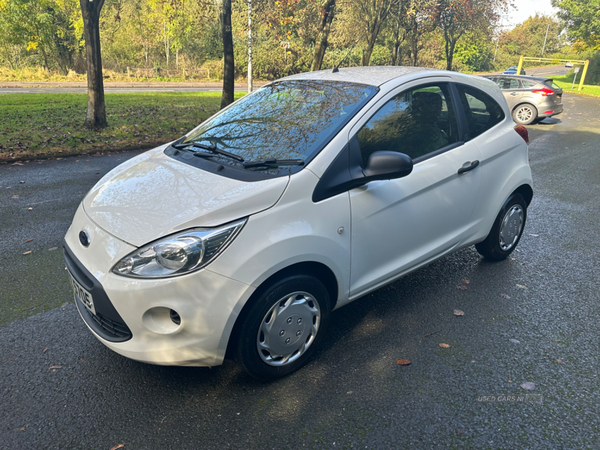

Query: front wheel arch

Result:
[225,261,338,360]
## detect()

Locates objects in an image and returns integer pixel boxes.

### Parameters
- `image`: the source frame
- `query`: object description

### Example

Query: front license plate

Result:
[68,271,96,316]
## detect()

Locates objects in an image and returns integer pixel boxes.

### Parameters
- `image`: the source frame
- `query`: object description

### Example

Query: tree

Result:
[404,0,435,66]
[435,0,504,71]
[221,0,234,108]
[552,0,600,50]
[311,0,336,71]
[80,0,107,129]
[351,0,395,66]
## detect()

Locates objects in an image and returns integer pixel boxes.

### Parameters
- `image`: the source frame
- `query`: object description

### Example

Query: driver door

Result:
[349,81,482,298]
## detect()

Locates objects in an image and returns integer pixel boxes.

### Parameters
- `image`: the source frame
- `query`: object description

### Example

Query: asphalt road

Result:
[1,93,600,449]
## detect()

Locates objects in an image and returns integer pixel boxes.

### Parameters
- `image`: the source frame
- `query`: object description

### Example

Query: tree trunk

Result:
[221,0,235,109]
[311,0,336,71]
[80,0,107,129]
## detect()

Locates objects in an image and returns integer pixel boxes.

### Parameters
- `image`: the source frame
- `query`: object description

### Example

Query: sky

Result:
[504,0,559,30]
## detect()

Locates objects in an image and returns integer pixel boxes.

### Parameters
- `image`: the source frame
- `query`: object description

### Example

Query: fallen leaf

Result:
[500,293,511,299]
[557,359,563,364]
[48,247,58,251]
[12,162,23,166]
[11,195,19,199]
[23,251,31,255]
[19,180,25,184]
[28,207,33,211]
[110,445,125,450]
[439,343,451,348]
[516,284,527,289]
[453,309,465,316]
[396,359,411,366]
[521,382,535,391]
[25,238,33,243]
[529,234,539,237]
[461,279,470,285]
[43,347,48,353]
[49,365,62,370]
[509,339,520,344]
[456,285,468,290]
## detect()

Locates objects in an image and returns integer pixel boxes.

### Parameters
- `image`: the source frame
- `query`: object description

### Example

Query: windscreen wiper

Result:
[243,158,305,168]
[172,139,244,162]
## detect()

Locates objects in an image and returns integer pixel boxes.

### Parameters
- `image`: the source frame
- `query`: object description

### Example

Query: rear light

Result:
[514,125,529,144]
[543,110,554,114]
[532,88,554,96]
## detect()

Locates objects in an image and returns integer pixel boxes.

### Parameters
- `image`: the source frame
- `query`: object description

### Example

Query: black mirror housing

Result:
[363,151,413,181]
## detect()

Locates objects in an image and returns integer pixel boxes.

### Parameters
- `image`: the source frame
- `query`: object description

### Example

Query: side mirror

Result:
[363,151,413,181]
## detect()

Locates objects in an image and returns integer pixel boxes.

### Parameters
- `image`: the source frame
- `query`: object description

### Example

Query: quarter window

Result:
[455,84,505,139]
[356,84,459,166]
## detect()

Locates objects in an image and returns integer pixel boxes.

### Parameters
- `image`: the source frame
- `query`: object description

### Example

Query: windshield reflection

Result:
[184,80,378,165]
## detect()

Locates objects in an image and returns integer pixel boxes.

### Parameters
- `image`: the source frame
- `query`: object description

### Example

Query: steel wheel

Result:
[257,291,321,366]
[499,205,524,251]
[476,193,527,261]
[233,274,331,380]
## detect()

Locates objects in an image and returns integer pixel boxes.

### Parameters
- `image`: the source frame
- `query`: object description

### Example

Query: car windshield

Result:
[182,80,378,166]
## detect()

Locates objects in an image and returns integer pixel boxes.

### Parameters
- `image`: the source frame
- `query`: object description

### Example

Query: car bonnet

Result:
[82,145,289,247]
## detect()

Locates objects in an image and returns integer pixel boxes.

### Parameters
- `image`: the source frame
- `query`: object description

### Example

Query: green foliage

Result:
[552,0,600,51]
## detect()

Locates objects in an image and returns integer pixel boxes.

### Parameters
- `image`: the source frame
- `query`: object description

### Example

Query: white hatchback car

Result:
[64,67,532,380]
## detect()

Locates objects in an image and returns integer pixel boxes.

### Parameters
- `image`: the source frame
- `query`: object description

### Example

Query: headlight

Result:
[112,218,246,278]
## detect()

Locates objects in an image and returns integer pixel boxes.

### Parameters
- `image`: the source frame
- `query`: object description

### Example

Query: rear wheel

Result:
[234,274,331,380]
[476,193,527,261]
[512,104,537,125]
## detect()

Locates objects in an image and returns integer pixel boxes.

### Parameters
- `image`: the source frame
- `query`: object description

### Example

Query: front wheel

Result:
[234,274,331,380]
[476,193,527,261]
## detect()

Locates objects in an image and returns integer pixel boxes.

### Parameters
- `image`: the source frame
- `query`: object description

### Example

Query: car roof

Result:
[487,74,550,82]
[278,66,442,87]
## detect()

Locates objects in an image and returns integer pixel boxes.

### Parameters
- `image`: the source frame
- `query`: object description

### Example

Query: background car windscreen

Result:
[183,80,378,163]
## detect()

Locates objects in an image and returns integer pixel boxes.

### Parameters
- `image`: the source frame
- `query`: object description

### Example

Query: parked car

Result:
[503,66,526,75]
[565,61,573,68]
[484,74,564,125]
[64,67,533,380]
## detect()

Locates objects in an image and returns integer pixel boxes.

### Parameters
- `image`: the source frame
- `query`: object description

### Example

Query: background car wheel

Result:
[512,104,538,125]
[234,274,331,380]
[476,193,527,261]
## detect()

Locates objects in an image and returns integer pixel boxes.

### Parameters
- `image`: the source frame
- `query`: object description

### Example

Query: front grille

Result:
[88,309,132,339]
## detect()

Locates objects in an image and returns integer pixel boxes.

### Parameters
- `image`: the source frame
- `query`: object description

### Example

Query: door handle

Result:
[510,92,519,96]
[458,160,479,174]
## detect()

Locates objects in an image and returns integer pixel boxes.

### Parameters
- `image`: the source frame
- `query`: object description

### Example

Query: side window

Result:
[498,78,519,89]
[455,84,505,140]
[522,80,536,88]
[356,84,459,166]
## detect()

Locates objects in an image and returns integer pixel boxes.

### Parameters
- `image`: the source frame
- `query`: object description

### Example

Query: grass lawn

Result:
[551,72,600,97]
[0,92,244,162]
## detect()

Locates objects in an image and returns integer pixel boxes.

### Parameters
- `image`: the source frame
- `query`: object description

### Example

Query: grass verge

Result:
[551,72,600,97]
[0,92,244,163]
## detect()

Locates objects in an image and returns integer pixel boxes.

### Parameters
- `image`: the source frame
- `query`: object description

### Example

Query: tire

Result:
[512,104,538,125]
[234,274,331,380]
[476,193,527,261]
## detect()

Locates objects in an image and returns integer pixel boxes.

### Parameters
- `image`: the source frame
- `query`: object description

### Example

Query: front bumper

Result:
[64,204,256,367]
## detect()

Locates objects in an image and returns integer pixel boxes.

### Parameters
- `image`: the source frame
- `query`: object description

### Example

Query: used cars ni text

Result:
[64,67,533,380]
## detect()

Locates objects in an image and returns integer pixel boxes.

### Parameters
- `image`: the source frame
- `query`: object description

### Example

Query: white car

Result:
[64,67,533,380]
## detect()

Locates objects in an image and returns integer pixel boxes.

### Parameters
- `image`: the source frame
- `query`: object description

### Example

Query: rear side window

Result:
[522,80,536,88]
[455,84,505,140]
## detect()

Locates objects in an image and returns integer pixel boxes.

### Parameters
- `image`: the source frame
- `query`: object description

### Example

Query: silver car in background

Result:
[485,75,564,125]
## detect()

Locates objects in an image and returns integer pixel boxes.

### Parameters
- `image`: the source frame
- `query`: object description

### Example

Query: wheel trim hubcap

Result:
[499,205,524,251]
[257,291,321,366]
